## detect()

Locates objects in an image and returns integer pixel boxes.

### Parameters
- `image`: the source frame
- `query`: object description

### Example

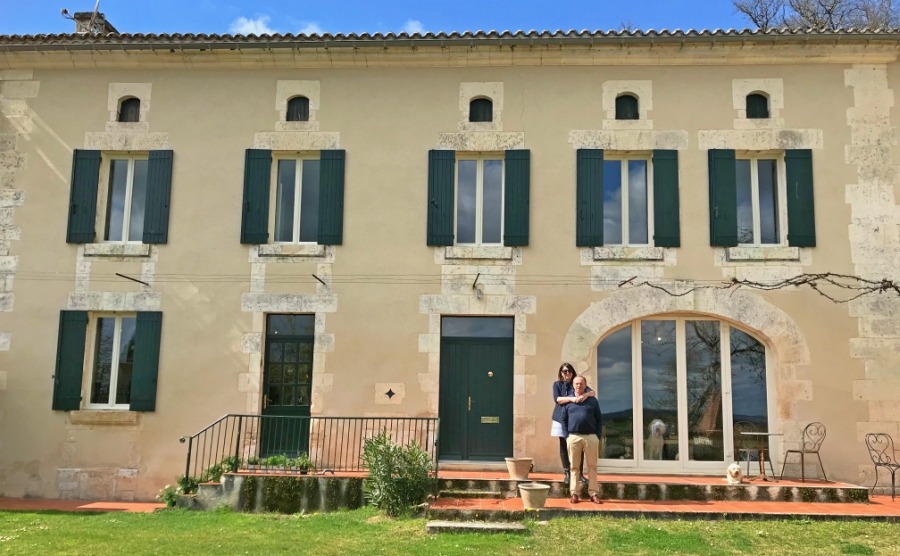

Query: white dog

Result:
[646,419,667,460]
[726,462,744,485]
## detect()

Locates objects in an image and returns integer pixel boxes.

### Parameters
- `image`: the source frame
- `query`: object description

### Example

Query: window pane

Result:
[267,314,315,336]
[106,160,129,241]
[627,160,648,244]
[731,328,769,456]
[757,159,779,244]
[641,320,677,461]
[602,160,623,244]
[441,316,514,338]
[90,318,116,404]
[275,160,297,242]
[482,160,503,244]
[127,160,148,241]
[456,160,477,244]
[735,160,754,244]
[115,317,136,405]
[597,326,634,460]
[685,321,724,462]
[298,160,320,242]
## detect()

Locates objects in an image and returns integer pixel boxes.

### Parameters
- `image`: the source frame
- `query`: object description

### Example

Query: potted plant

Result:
[518,482,551,509]
[504,457,534,480]
[289,453,315,475]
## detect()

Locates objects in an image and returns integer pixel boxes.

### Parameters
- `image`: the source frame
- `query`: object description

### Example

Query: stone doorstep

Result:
[425,520,527,534]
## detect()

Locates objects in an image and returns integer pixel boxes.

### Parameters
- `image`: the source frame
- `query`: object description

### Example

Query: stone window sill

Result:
[445,246,513,260]
[83,243,151,258]
[726,246,800,261]
[69,410,139,426]
[258,244,326,258]
[593,246,665,261]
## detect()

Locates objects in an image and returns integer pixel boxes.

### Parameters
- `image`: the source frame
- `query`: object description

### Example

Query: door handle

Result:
[468,396,472,411]
[263,395,269,410]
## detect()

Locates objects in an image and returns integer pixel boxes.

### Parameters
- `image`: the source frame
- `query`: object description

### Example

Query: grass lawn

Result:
[1,507,899,555]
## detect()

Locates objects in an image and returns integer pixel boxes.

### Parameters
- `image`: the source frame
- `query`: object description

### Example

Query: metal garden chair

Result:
[779,422,827,482]
[865,432,899,500]
[733,421,774,476]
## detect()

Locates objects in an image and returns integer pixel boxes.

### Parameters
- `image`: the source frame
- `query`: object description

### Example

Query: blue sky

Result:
[1,1,752,36]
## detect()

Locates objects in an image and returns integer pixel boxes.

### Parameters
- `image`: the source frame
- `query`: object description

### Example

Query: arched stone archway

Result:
[561,287,812,426]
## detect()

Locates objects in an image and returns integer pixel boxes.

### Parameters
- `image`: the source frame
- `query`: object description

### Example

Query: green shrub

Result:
[361,431,435,517]
[156,484,181,507]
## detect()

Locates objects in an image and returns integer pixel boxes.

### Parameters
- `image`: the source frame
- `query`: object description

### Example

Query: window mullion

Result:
[675,319,688,467]
[750,159,761,245]
[293,159,303,243]
[121,159,135,243]
[720,324,735,460]
[621,160,630,245]
[108,317,122,406]
[632,321,643,464]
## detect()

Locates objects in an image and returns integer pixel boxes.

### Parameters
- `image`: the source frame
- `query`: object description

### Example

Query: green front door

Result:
[261,314,314,458]
[439,317,514,461]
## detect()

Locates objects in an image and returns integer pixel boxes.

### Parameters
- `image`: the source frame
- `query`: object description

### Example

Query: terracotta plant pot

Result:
[505,457,534,480]
[518,482,551,509]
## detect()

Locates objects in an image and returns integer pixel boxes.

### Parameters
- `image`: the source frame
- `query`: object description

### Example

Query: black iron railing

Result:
[179,414,440,480]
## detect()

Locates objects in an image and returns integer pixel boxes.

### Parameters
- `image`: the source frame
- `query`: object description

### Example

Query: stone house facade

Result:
[0,27,898,500]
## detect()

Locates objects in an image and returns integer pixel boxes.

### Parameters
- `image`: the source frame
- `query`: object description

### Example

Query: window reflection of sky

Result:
[457,160,477,243]
[596,327,632,413]
[602,160,622,244]
[628,160,648,244]
[482,160,503,243]
[441,316,514,338]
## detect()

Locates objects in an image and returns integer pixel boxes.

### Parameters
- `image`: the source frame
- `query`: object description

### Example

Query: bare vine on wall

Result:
[625,272,900,304]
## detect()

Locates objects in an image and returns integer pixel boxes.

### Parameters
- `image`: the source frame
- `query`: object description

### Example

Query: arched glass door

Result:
[596,318,770,472]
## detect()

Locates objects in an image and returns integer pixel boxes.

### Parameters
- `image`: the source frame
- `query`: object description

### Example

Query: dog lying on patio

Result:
[646,419,667,460]
[726,462,744,485]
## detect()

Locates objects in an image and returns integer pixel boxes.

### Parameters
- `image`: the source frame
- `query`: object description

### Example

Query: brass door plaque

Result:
[481,416,500,424]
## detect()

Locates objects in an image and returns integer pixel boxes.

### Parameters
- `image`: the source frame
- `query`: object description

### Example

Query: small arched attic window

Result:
[117,97,141,123]
[615,94,639,120]
[746,93,770,119]
[469,97,493,122]
[287,96,310,122]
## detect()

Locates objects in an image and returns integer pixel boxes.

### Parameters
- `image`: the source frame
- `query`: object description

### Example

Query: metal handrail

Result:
[179,414,440,484]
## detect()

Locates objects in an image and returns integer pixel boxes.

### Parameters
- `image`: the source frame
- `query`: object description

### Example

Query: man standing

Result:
[560,374,603,504]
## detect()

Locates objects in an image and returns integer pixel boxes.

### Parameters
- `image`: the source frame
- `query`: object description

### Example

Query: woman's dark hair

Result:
[557,362,576,382]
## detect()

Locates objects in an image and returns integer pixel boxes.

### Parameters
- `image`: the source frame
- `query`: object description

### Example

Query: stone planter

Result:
[518,482,551,509]
[505,457,534,480]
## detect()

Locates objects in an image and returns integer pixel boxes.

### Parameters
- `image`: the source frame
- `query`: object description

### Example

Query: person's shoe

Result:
[570,494,579,504]
[562,470,570,485]
[590,494,602,504]
[580,474,589,486]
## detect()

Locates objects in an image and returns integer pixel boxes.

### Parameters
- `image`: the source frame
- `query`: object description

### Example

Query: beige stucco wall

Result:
[0,40,897,500]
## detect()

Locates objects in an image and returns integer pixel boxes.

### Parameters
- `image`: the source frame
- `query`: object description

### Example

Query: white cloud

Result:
[298,22,325,35]
[230,16,276,35]
[402,19,426,34]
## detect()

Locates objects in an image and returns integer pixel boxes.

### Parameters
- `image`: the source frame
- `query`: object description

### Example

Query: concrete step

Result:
[425,520,527,534]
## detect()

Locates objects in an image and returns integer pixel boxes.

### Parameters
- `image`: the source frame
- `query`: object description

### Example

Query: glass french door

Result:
[596,318,770,472]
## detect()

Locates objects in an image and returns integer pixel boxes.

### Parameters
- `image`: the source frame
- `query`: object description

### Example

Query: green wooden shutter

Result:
[240,149,272,244]
[708,149,738,247]
[652,150,681,248]
[130,312,162,412]
[503,149,530,247]
[52,310,88,410]
[576,149,604,247]
[427,150,455,246]
[785,149,816,247]
[317,149,346,245]
[66,150,101,244]
[142,150,174,244]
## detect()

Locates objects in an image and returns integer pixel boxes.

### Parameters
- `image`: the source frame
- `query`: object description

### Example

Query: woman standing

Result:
[551,362,596,485]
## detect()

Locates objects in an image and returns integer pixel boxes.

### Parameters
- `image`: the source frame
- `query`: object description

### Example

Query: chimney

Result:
[71,11,118,34]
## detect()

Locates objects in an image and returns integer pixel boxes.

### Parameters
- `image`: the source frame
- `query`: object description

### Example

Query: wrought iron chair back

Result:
[801,422,826,452]
[779,422,828,482]
[865,432,899,500]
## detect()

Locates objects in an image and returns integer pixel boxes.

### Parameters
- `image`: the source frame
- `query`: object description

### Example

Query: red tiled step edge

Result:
[430,494,900,521]
[0,497,165,513]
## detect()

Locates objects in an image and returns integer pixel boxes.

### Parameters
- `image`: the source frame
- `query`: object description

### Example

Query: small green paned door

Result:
[261,315,314,458]
[439,317,514,461]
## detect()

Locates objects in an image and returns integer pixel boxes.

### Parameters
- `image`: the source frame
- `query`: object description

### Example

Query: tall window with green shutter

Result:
[66,149,173,245]
[240,149,345,245]
[603,156,652,245]
[456,156,504,245]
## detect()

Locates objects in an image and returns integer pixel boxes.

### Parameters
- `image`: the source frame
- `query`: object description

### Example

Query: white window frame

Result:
[603,154,654,246]
[454,154,505,246]
[595,317,776,474]
[85,313,136,410]
[735,152,788,246]
[271,154,319,244]
[100,154,149,243]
